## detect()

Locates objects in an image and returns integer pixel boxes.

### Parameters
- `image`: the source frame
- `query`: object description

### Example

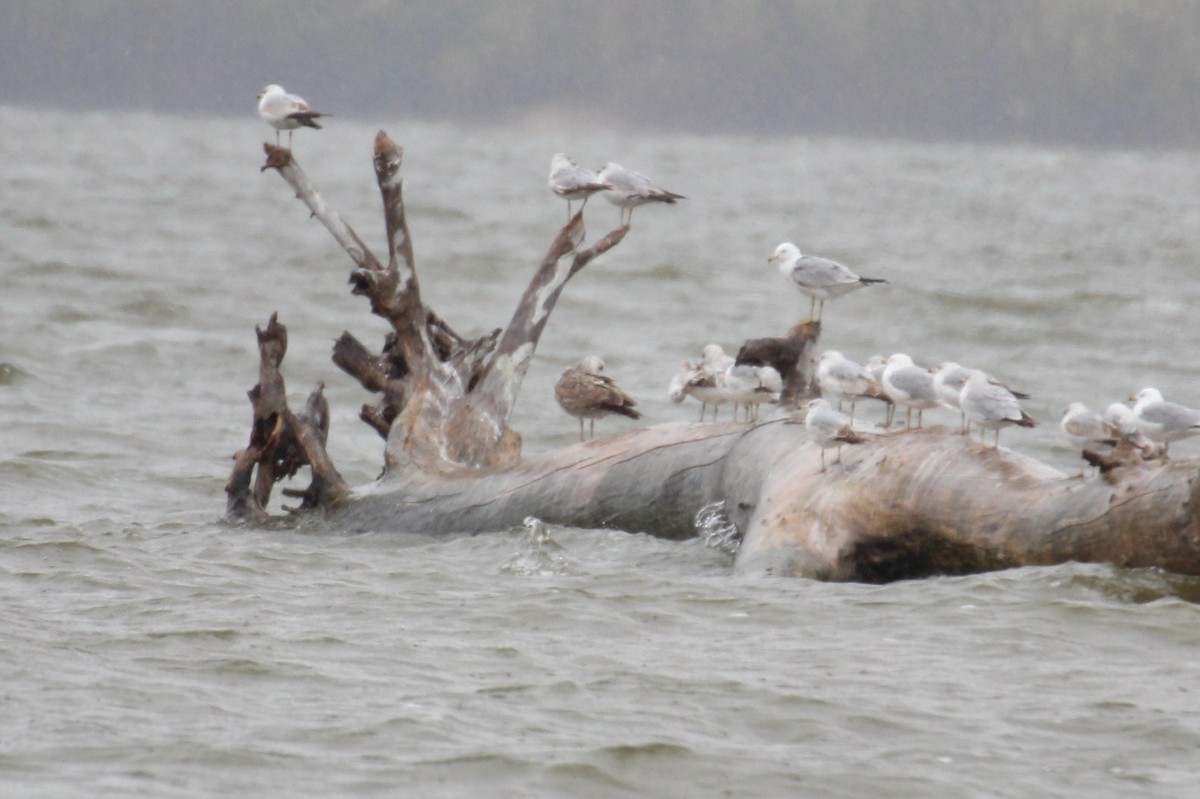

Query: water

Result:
[2,104,1200,796]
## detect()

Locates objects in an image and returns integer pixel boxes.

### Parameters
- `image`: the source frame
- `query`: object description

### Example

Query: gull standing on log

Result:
[257,84,328,148]
[933,362,973,433]
[1129,387,1200,459]
[816,350,879,423]
[882,353,939,429]
[554,356,642,441]
[768,242,887,322]
[960,369,1036,448]
[1060,402,1119,454]
[802,398,865,471]
[548,153,612,221]
[597,162,684,226]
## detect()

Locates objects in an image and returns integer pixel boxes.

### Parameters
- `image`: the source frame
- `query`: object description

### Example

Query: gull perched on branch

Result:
[768,242,886,322]
[554,356,642,441]
[597,162,684,226]
[257,84,328,148]
[548,154,612,221]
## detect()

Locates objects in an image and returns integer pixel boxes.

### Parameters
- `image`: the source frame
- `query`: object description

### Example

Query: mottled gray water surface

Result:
[2,106,1199,797]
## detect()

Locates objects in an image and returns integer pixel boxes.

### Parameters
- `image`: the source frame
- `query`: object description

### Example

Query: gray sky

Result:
[2,0,1198,147]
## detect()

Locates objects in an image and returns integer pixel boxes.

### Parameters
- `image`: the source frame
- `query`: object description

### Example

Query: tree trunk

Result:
[227,135,1200,583]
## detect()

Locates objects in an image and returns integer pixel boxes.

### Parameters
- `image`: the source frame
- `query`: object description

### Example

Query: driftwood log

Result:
[226,133,1200,582]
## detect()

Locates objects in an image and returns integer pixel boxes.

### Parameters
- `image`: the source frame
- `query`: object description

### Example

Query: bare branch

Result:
[473,215,628,421]
[373,131,417,281]
[261,144,383,271]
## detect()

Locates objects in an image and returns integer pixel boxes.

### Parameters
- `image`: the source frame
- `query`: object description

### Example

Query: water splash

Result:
[694,501,741,556]
[502,516,577,576]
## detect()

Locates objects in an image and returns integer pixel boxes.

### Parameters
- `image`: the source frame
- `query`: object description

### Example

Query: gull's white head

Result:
[579,355,605,374]
[1106,402,1136,426]
[886,353,914,368]
[818,350,843,365]
[551,153,571,168]
[1132,387,1164,407]
[769,242,801,265]
[1063,401,1089,417]
[700,344,727,363]
[258,83,284,100]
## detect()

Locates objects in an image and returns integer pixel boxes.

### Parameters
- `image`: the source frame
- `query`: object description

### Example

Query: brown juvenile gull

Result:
[597,162,684,226]
[555,356,642,441]
[548,153,612,221]
[768,242,887,322]
[257,84,328,148]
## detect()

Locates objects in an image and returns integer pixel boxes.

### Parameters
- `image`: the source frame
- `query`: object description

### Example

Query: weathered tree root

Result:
[225,313,348,519]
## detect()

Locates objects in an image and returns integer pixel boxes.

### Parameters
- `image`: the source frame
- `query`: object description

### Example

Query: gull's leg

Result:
[577,418,584,442]
[905,406,913,429]
[849,400,856,424]
[820,448,827,472]
[589,419,595,439]
[917,408,924,428]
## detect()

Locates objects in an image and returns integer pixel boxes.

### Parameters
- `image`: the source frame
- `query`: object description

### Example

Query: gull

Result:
[816,351,879,423]
[960,370,1036,448]
[1060,402,1119,454]
[1129,387,1200,459]
[933,362,973,433]
[257,84,328,148]
[1105,402,1163,460]
[692,344,735,421]
[882,353,939,429]
[668,359,702,405]
[554,356,642,441]
[548,153,612,221]
[768,242,887,322]
[597,162,684,226]
[803,398,865,471]
[721,364,783,423]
